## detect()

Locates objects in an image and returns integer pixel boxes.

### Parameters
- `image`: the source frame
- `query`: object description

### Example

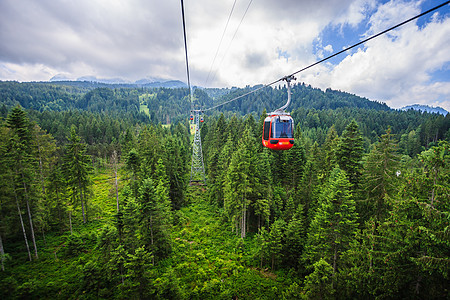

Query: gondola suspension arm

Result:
[273,75,296,114]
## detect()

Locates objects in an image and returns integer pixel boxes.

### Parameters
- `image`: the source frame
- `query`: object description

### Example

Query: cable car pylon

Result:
[189,110,206,185]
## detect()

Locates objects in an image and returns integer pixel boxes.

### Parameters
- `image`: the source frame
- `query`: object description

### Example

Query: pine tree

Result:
[266,219,286,271]
[336,120,364,188]
[303,258,334,299]
[5,105,39,259]
[47,161,68,232]
[137,178,172,262]
[300,141,321,226]
[304,167,359,277]
[162,135,187,209]
[124,246,154,298]
[414,142,449,279]
[284,124,306,190]
[322,125,339,177]
[224,137,252,238]
[64,125,92,223]
[32,124,57,241]
[361,128,400,221]
[419,140,448,206]
[284,205,306,270]
[125,148,140,199]
[138,126,162,180]
[215,136,235,207]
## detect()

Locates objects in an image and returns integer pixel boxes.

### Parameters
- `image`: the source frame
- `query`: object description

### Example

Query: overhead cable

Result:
[209,0,254,84]
[205,0,450,111]
[180,0,193,111]
[205,0,238,86]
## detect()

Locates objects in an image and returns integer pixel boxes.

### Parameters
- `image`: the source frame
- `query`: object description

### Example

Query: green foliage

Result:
[361,128,400,221]
[336,120,364,187]
[304,167,359,276]
[64,126,93,223]
[303,258,334,299]
[1,81,450,299]
[284,204,306,270]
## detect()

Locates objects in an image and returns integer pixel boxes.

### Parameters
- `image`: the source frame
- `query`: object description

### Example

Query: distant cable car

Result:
[190,114,194,121]
[262,75,296,150]
[200,116,204,123]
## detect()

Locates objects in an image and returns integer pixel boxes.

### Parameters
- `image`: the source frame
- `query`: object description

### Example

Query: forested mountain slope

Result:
[0,81,449,298]
[1,80,448,149]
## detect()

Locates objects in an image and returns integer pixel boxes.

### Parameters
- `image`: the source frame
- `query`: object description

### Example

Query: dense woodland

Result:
[0,80,449,299]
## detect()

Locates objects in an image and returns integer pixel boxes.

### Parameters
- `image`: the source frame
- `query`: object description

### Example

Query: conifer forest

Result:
[0,80,449,299]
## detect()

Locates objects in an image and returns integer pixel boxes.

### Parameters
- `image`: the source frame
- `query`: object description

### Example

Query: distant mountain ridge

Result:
[48,79,187,89]
[49,75,187,89]
[401,104,448,116]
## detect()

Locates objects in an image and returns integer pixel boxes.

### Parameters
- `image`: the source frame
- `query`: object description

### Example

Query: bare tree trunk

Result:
[0,232,5,271]
[25,198,38,259]
[22,178,38,260]
[14,187,31,261]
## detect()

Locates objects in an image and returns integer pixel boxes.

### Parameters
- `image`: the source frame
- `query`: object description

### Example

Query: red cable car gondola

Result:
[262,114,294,150]
[262,75,296,151]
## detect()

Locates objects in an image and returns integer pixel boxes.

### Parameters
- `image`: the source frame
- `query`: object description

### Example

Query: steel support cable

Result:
[286,0,450,80]
[205,0,238,86]
[180,0,193,111]
[204,0,450,112]
[210,0,254,84]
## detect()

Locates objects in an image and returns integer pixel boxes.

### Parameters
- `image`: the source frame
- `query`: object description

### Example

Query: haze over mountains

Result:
[49,75,188,88]
[400,104,448,116]
[47,75,450,115]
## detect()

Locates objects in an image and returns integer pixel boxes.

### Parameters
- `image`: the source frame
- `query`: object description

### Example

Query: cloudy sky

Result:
[0,0,449,110]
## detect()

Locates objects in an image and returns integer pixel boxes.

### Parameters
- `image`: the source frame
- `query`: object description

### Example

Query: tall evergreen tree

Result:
[64,126,92,223]
[322,125,340,177]
[266,219,286,271]
[285,124,306,190]
[224,136,252,238]
[361,128,400,221]
[214,136,234,207]
[303,258,334,299]
[137,178,172,262]
[336,120,364,188]
[47,161,68,232]
[284,204,306,270]
[304,167,359,278]
[5,105,39,259]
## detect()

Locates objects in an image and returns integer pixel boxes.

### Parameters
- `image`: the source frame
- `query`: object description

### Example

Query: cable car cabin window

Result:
[272,117,293,139]
[263,121,271,140]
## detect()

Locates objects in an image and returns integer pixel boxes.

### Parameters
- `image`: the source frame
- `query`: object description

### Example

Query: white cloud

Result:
[0,0,448,111]
[0,0,374,86]
[304,1,450,111]
[332,0,377,28]
[323,45,334,53]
